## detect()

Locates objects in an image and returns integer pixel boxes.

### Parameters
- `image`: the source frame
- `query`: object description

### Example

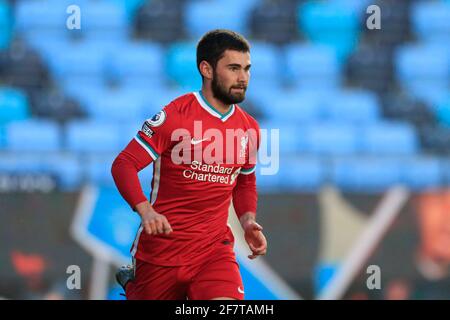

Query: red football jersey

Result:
[114,91,260,266]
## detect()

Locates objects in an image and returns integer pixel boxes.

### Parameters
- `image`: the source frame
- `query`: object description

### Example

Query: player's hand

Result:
[135,201,173,235]
[141,210,173,236]
[241,214,267,260]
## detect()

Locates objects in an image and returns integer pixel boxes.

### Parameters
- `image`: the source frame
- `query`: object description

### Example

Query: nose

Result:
[238,69,249,83]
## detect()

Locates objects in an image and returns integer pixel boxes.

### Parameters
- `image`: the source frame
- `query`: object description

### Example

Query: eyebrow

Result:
[227,63,251,69]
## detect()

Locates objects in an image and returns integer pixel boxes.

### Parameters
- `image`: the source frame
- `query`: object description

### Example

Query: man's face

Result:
[211,49,251,105]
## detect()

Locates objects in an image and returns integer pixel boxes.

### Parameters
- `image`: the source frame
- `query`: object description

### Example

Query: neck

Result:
[200,85,232,115]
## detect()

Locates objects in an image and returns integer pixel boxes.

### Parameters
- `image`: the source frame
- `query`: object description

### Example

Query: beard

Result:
[211,71,247,105]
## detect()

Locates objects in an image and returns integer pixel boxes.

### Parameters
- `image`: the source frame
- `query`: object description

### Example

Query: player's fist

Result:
[141,210,173,236]
[135,201,173,236]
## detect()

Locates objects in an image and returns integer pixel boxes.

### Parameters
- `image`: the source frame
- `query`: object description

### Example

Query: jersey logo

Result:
[240,135,249,158]
[190,137,210,145]
[238,286,245,294]
[146,110,166,127]
[141,122,155,138]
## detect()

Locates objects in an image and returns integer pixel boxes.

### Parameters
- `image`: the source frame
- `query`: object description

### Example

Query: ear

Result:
[199,61,213,80]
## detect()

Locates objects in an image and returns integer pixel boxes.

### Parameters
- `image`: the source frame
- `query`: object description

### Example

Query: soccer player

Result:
[111,29,267,300]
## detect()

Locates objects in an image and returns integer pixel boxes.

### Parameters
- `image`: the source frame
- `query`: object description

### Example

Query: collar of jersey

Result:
[194,91,235,122]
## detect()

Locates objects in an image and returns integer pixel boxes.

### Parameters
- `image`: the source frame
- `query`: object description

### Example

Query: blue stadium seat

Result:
[0,87,30,125]
[361,122,418,155]
[166,42,202,91]
[86,154,118,186]
[248,42,279,81]
[285,44,341,89]
[85,87,148,122]
[395,45,449,96]
[184,1,248,39]
[435,97,450,127]
[402,157,442,191]
[0,153,82,190]
[82,1,130,40]
[65,120,122,153]
[110,42,164,80]
[0,0,12,49]
[15,0,66,31]
[255,166,281,193]
[323,90,380,123]
[411,1,450,43]
[0,125,5,149]
[331,0,373,16]
[46,154,83,190]
[49,41,108,79]
[61,77,106,111]
[298,1,361,61]
[278,157,326,191]
[5,120,60,152]
[110,0,147,20]
[332,157,402,192]
[257,89,323,123]
[258,120,304,155]
[443,159,450,187]
[302,123,359,155]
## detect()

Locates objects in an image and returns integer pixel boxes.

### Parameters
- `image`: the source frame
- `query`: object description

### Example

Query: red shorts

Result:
[126,240,244,300]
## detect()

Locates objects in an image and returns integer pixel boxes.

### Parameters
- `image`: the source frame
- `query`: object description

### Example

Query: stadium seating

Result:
[0,87,30,125]
[332,157,402,192]
[401,157,443,191]
[395,44,449,104]
[302,123,359,156]
[381,93,435,128]
[364,0,412,46]
[65,120,123,153]
[0,0,12,50]
[166,42,202,91]
[298,0,361,61]
[278,157,326,191]
[109,42,164,82]
[184,1,253,39]
[81,87,148,122]
[5,120,61,152]
[285,43,341,89]
[134,0,185,43]
[249,87,323,124]
[346,44,394,94]
[435,98,450,127]
[249,0,298,44]
[411,1,450,44]
[1,0,448,191]
[0,152,82,190]
[419,125,450,155]
[86,154,118,186]
[248,42,280,82]
[360,122,418,155]
[0,40,52,94]
[323,90,380,123]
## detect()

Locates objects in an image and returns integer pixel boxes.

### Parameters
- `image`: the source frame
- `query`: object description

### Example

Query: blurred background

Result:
[0,0,450,300]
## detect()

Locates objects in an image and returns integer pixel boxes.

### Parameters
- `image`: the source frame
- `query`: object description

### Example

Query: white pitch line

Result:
[318,186,410,300]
